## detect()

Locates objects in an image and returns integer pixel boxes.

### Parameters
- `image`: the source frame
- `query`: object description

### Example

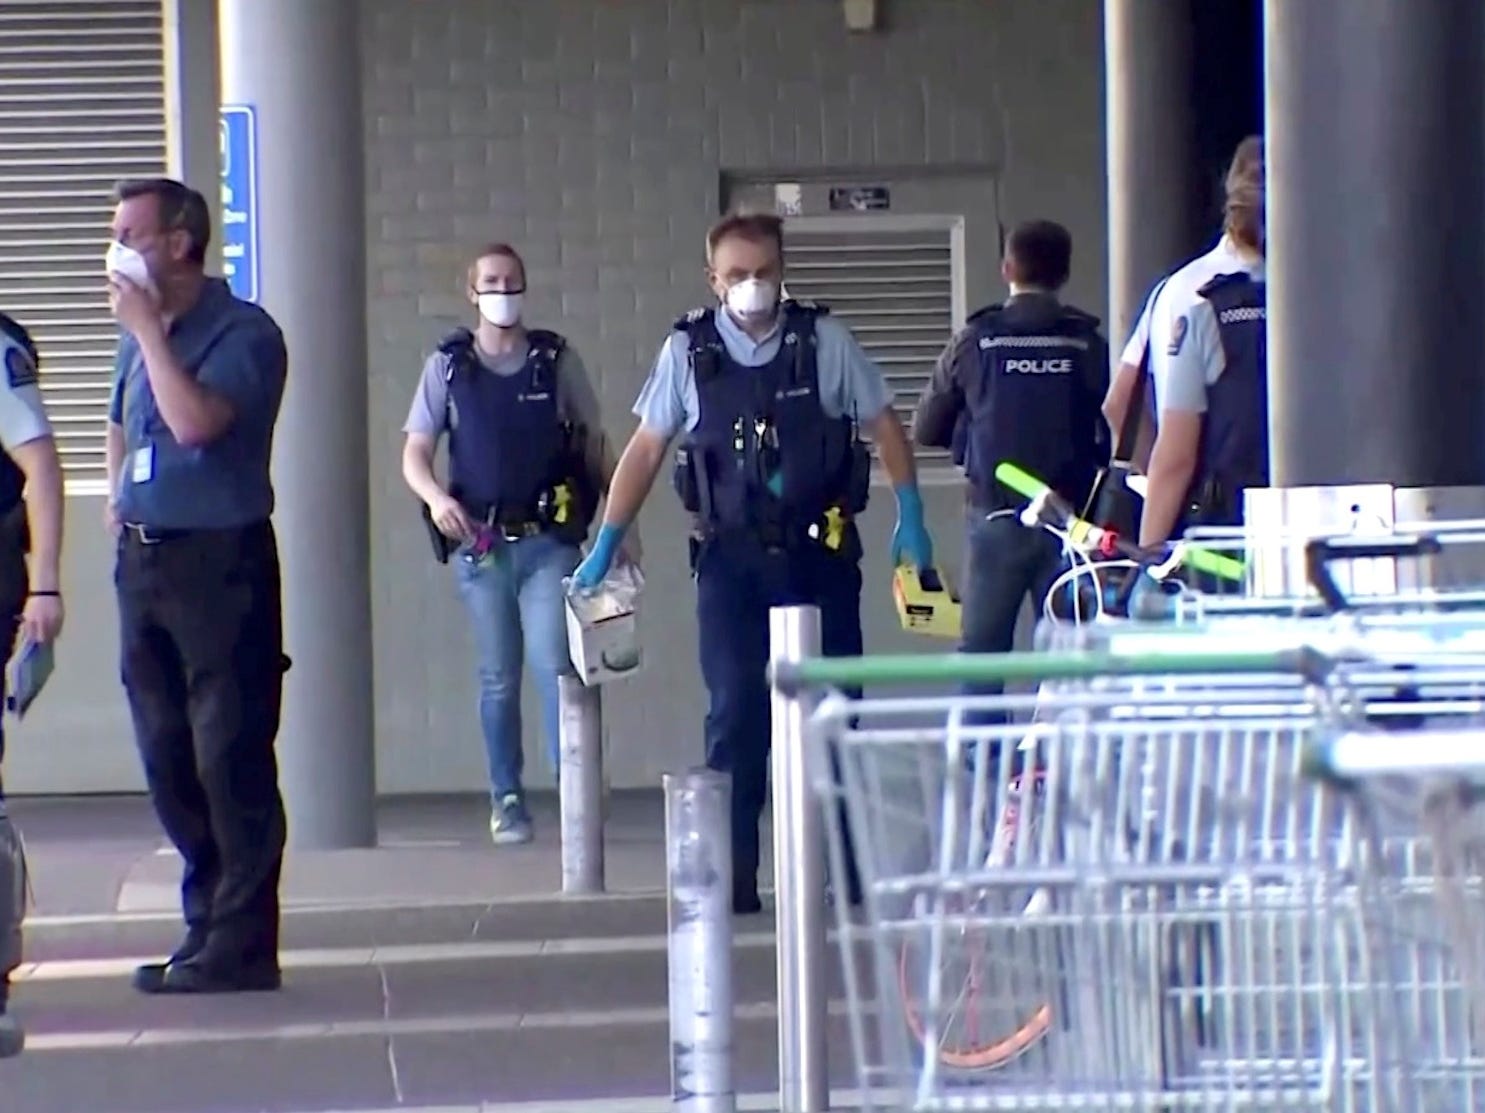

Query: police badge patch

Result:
[4,345,36,390]
[1167,314,1189,357]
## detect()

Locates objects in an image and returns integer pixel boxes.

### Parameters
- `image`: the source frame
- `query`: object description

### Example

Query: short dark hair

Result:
[113,177,211,266]
[706,210,785,265]
[467,242,527,288]
[1005,220,1072,290]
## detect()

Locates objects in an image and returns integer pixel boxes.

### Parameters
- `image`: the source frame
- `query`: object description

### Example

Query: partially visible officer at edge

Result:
[104,177,290,996]
[402,241,634,847]
[1103,136,1267,548]
[0,313,67,1058]
[570,210,935,915]
[913,219,1109,688]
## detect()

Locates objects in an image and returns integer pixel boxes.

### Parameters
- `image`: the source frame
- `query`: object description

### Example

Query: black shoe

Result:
[732,887,763,916]
[132,932,208,994]
[141,956,282,996]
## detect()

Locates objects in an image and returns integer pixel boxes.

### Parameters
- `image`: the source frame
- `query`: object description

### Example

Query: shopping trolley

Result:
[1299,645,1485,1113]
[776,644,1356,1112]
[769,511,1485,1111]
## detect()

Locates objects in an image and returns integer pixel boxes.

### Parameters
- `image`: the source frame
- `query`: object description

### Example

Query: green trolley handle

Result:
[770,646,1334,696]
[994,460,1247,584]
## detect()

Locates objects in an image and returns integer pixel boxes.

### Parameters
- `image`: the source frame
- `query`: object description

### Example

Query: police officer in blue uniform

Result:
[106,178,290,995]
[403,242,622,845]
[1138,138,1266,547]
[0,312,66,1055]
[571,211,934,914]
[914,220,1108,686]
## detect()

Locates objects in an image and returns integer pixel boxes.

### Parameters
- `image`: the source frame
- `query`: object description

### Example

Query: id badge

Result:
[131,443,154,484]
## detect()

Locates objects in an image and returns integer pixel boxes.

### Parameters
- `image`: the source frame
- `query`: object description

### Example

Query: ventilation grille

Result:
[0,1,168,490]
[781,224,955,469]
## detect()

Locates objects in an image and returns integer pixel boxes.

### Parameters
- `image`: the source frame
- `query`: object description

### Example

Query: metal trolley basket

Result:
[775,620,1485,1112]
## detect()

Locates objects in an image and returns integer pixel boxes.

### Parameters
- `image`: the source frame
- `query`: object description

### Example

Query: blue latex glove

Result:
[889,484,934,570]
[572,523,625,591]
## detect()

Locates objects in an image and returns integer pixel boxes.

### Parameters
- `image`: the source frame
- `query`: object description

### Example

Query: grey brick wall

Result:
[362,0,1106,793]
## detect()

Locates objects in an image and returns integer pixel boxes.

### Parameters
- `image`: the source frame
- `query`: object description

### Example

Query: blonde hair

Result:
[1223,136,1264,247]
[466,242,526,288]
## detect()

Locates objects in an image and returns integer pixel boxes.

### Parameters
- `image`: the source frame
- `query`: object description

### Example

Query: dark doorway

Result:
[1187,0,1264,246]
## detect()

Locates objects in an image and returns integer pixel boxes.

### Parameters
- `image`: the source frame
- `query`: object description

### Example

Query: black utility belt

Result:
[691,509,858,552]
[122,521,268,546]
[460,503,558,536]
[487,519,547,541]
[462,479,587,532]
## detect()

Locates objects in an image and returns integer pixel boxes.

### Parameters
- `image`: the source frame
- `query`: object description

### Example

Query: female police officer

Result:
[0,311,65,1053]
[402,243,630,846]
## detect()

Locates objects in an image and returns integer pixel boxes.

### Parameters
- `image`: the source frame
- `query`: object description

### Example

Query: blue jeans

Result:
[454,532,580,801]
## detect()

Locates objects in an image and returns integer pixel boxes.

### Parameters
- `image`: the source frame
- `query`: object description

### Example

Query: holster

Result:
[419,502,454,565]
[1187,475,1239,529]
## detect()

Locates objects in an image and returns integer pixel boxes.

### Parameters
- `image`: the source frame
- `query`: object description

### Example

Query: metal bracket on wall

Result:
[843,0,879,33]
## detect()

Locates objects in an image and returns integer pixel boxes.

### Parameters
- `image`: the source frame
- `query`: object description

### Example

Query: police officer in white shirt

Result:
[1103,136,1266,546]
[0,313,66,1057]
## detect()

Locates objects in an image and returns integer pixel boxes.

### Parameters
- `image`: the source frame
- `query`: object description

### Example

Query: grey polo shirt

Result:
[109,278,288,530]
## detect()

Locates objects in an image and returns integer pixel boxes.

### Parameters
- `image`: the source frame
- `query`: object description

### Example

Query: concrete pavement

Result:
[0,792,870,1113]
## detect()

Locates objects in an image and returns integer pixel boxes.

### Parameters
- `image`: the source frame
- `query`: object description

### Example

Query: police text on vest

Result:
[1002,358,1073,375]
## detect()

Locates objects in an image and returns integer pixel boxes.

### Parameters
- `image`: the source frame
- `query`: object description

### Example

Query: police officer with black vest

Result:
[0,313,67,1054]
[914,220,1108,688]
[571,211,935,914]
[403,242,625,846]
[1136,138,1267,547]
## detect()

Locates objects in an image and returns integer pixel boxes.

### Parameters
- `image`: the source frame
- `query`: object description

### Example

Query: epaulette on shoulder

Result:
[437,327,474,356]
[673,306,713,332]
[783,298,829,318]
[1059,304,1102,330]
[526,328,567,357]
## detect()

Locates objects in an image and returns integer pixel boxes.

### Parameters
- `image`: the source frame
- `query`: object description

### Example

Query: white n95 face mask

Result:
[477,292,522,329]
[725,278,777,319]
[105,241,156,295]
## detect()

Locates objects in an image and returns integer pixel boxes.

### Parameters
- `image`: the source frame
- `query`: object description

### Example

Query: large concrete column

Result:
[160,0,221,273]
[1104,0,1200,347]
[1265,0,1485,487]
[219,0,377,848]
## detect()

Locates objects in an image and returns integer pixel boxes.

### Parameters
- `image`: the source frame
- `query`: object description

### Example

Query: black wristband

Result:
[28,590,59,598]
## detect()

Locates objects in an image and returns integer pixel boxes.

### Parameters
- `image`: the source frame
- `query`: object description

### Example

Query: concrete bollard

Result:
[664,768,735,1113]
[558,674,605,894]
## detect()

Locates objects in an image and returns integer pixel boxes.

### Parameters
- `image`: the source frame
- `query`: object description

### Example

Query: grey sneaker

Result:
[489,794,533,846]
[0,1010,24,1058]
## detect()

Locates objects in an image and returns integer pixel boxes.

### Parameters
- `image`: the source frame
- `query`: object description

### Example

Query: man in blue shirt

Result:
[104,178,289,996]
[572,211,935,914]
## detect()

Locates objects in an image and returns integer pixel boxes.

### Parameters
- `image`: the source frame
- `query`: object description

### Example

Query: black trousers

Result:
[0,506,26,793]
[960,512,1065,732]
[116,521,288,966]
[694,534,863,904]
[0,508,25,1007]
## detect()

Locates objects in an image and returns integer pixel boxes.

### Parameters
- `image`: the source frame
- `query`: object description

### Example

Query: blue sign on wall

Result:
[219,105,260,303]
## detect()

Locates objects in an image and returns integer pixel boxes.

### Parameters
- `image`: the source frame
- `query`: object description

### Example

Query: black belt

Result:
[122,523,193,545]
[122,521,267,546]
[459,501,545,538]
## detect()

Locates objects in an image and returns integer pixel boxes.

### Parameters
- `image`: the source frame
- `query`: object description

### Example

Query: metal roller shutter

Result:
[0,0,167,493]
[780,217,963,477]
